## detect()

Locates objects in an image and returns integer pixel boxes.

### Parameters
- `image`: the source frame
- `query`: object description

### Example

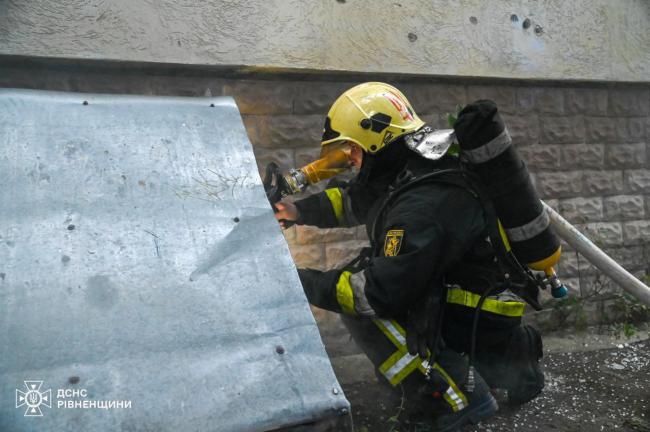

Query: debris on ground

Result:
[342,326,650,432]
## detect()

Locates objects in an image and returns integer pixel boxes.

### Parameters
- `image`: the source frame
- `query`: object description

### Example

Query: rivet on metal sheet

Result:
[276,345,285,355]
[233,217,240,223]
[332,388,339,395]
[82,101,88,105]
[67,224,76,231]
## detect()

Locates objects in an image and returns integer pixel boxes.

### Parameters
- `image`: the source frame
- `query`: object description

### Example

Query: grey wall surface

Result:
[1,0,649,82]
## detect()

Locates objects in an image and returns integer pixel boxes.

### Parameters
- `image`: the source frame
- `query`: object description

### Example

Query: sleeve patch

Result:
[384,229,404,257]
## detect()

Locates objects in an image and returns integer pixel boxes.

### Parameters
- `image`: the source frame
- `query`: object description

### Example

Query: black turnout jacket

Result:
[294,154,499,319]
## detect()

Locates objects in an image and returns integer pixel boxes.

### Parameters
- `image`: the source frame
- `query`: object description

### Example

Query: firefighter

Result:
[275,82,544,431]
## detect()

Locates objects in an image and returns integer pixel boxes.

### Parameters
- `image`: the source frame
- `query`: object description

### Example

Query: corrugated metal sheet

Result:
[0,89,350,431]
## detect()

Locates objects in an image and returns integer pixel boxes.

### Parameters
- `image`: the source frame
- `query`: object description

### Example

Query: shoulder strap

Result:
[371,166,531,280]
[460,170,529,273]
[462,169,544,309]
[369,168,466,246]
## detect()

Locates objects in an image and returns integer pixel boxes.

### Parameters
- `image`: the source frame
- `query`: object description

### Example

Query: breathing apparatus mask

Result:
[283,141,355,194]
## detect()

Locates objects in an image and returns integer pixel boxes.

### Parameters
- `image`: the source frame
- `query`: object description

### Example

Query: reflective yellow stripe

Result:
[391,355,422,385]
[372,318,404,347]
[325,188,345,226]
[497,219,512,252]
[446,287,525,317]
[373,318,466,411]
[335,271,355,315]
[445,386,466,412]
[375,319,426,386]
[379,350,423,386]
[392,320,407,337]
[379,350,406,378]
[431,363,468,412]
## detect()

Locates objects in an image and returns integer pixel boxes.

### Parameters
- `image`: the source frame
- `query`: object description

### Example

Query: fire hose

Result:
[543,202,650,307]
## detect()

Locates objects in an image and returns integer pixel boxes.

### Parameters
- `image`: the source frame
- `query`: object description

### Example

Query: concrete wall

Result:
[1,0,649,82]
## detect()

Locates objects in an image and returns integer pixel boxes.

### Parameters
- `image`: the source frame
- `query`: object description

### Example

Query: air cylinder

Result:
[453,100,566,297]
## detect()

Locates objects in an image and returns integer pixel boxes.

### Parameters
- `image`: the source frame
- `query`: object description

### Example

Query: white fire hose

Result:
[543,202,650,307]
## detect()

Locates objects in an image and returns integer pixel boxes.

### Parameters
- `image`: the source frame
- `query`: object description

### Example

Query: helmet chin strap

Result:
[355,151,376,186]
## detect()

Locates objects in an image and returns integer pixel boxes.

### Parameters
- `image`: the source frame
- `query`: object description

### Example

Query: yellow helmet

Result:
[321,82,425,156]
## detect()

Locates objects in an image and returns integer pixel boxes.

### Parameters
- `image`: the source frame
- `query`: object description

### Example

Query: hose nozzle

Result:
[544,267,569,298]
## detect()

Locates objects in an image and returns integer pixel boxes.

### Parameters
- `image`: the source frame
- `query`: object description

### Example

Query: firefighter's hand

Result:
[406,292,441,360]
[275,201,300,228]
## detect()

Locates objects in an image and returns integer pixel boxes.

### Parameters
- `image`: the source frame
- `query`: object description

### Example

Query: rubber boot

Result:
[505,324,544,405]
[474,324,544,405]
[425,349,499,432]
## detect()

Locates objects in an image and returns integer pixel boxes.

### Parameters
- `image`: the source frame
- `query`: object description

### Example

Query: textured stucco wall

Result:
[0,0,649,82]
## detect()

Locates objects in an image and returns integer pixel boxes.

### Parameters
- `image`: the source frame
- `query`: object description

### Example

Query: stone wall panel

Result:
[605,143,646,168]
[559,251,598,276]
[608,88,650,117]
[583,170,625,196]
[623,221,650,245]
[501,114,540,145]
[402,83,467,115]
[626,170,650,193]
[560,144,605,169]
[419,113,450,129]
[540,116,585,144]
[252,147,295,174]
[559,197,603,223]
[564,88,608,116]
[223,80,295,115]
[585,117,646,143]
[466,85,516,114]
[580,222,624,247]
[518,145,561,170]
[603,195,645,220]
[242,114,323,149]
[293,81,359,115]
[536,171,583,198]
[517,87,565,115]
[294,147,323,169]
[146,75,224,97]
[608,246,648,272]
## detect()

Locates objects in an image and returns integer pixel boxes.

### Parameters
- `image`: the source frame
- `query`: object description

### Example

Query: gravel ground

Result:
[343,330,650,432]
